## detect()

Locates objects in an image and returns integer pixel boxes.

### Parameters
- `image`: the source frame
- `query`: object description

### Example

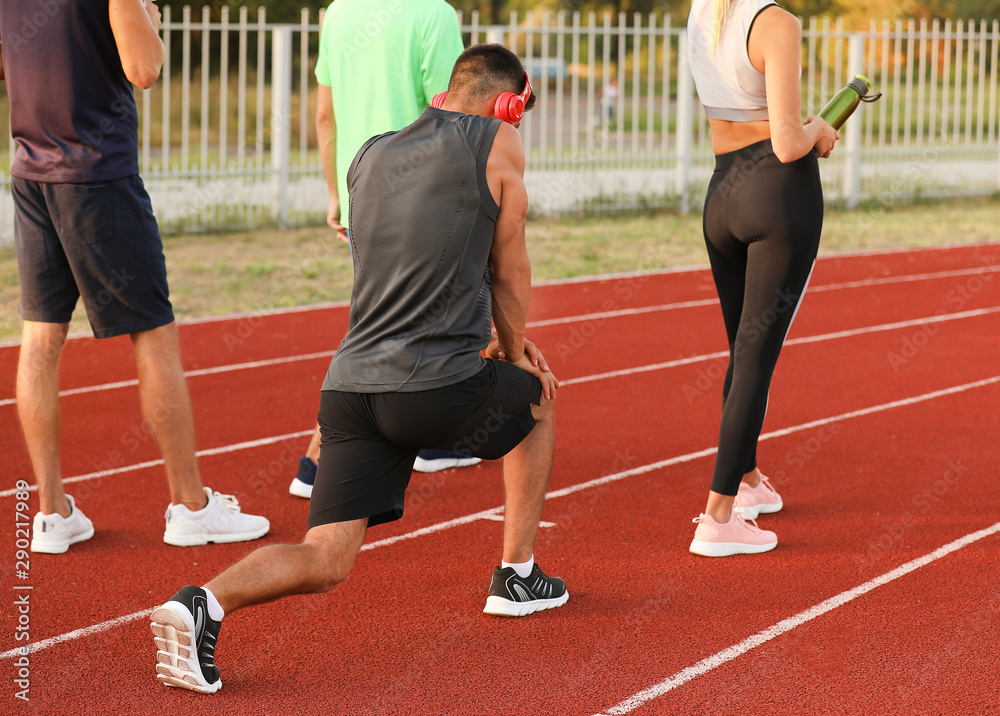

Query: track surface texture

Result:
[2,243,999,715]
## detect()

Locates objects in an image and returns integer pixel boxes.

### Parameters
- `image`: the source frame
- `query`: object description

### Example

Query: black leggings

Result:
[703,139,824,497]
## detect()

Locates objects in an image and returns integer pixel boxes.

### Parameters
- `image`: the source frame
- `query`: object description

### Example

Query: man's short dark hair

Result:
[447,44,537,112]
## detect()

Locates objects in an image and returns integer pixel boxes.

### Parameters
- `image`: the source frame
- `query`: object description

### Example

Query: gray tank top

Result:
[323,107,502,393]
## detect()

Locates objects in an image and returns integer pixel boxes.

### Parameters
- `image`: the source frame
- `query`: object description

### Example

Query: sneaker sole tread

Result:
[150,606,221,694]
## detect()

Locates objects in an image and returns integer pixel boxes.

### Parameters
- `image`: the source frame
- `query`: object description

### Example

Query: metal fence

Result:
[1,9,999,243]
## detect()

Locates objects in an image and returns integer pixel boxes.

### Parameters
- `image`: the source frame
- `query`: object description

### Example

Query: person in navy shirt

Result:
[0,0,270,553]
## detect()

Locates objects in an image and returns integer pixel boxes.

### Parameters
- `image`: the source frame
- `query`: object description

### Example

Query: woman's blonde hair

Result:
[712,0,733,48]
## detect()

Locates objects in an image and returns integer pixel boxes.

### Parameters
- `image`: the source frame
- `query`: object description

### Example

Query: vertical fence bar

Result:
[162,6,172,172]
[523,12,535,159]
[916,18,927,146]
[631,13,641,159]
[976,20,987,146]
[300,9,311,171]
[891,20,902,146]
[470,10,479,45]
[220,7,230,172]
[181,6,191,174]
[200,6,211,172]
[878,20,889,148]
[256,9,266,174]
[941,20,951,143]
[965,20,977,146]
[601,12,611,153]
[645,14,656,155]
[820,17,830,112]
[676,31,693,214]
[555,12,566,162]
[272,27,293,228]
[845,34,864,208]
[571,11,580,157]
[989,20,999,147]
[806,17,818,112]
[539,12,550,162]
[238,8,248,174]
[586,12,596,155]
[834,17,844,98]
[904,19,915,145]
[928,19,939,144]
[661,16,671,160]
[952,20,963,146]
[616,12,626,157]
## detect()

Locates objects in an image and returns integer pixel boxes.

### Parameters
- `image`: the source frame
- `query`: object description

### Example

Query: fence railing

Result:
[1,9,999,243]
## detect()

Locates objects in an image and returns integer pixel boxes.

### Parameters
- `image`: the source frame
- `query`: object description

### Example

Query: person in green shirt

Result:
[315,0,464,240]
[289,0,476,499]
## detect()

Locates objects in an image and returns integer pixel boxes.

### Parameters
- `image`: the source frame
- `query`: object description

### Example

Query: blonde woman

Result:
[687,0,839,556]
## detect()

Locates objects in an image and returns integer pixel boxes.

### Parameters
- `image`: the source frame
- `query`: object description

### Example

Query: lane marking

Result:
[2,374,997,658]
[0,610,154,661]
[531,265,1000,329]
[561,305,1000,386]
[0,430,314,498]
[0,252,996,350]
[3,303,998,496]
[592,520,1000,715]
[3,290,998,407]
[0,351,334,407]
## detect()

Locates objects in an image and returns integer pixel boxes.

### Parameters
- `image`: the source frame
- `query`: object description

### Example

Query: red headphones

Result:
[431,72,532,124]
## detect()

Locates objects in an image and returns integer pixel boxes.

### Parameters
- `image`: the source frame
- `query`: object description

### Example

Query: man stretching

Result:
[150,44,567,694]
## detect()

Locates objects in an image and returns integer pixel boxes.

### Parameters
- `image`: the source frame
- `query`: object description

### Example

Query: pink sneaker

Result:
[734,474,783,520]
[689,512,777,557]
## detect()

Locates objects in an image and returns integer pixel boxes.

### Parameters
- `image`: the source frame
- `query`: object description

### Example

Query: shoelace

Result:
[733,512,764,532]
[211,491,242,513]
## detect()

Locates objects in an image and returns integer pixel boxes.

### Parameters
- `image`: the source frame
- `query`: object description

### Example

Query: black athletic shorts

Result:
[13,175,174,338]
[309,360,543,529]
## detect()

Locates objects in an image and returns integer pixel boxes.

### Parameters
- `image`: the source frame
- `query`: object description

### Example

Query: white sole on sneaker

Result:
[734,502,783,520]
[413,457,482,473]
[689,538,777,557]
[150,605,222,694]
[483,591,569,617]
[163,525,269,547]
[288,478,313,499]
[30,525,95,554]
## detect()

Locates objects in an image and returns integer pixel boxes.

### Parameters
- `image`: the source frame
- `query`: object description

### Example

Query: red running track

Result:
[1,242,999,715]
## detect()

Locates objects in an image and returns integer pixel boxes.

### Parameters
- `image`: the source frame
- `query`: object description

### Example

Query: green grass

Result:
[1,195,998,341]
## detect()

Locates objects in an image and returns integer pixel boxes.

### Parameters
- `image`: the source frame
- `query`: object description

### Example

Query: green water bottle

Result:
[818,74,882,130]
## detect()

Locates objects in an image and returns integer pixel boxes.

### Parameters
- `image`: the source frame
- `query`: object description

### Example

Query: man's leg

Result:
[130,322,206,511]
[151,519,367,693]
[16,321,70,517]
[206,518,368,612]
[499,397,555,564]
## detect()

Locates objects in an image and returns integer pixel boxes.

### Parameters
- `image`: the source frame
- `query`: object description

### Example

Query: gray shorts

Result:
[13,175,174,338]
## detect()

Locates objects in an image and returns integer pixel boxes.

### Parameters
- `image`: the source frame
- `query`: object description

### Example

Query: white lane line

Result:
[0,255,996,351]
[0,351,334,407]
[3,302,998,497]
[561,305,1000,387]
[4,293,997,408]
[1,610,154,661]
[592,520,1000,716]
[0,430,315,499]
[3,374,997,660]
[512,266,1000,330]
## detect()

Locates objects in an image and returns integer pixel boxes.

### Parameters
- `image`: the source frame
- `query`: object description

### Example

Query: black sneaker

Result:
[483,563,569,617]
[150,586,223,693]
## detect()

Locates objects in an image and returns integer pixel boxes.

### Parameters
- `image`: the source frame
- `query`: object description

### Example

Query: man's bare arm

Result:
[486,123,558,399]
[1,36,6,83]
[487,123,531,361]
[316,83,346,240]
[109,0,164,89]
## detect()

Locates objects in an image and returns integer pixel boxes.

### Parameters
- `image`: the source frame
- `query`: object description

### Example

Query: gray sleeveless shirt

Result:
[323,107,503,393]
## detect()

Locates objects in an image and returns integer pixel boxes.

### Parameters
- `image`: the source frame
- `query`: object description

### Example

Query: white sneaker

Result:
[31,495,95,554]
[163,487,270,546]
